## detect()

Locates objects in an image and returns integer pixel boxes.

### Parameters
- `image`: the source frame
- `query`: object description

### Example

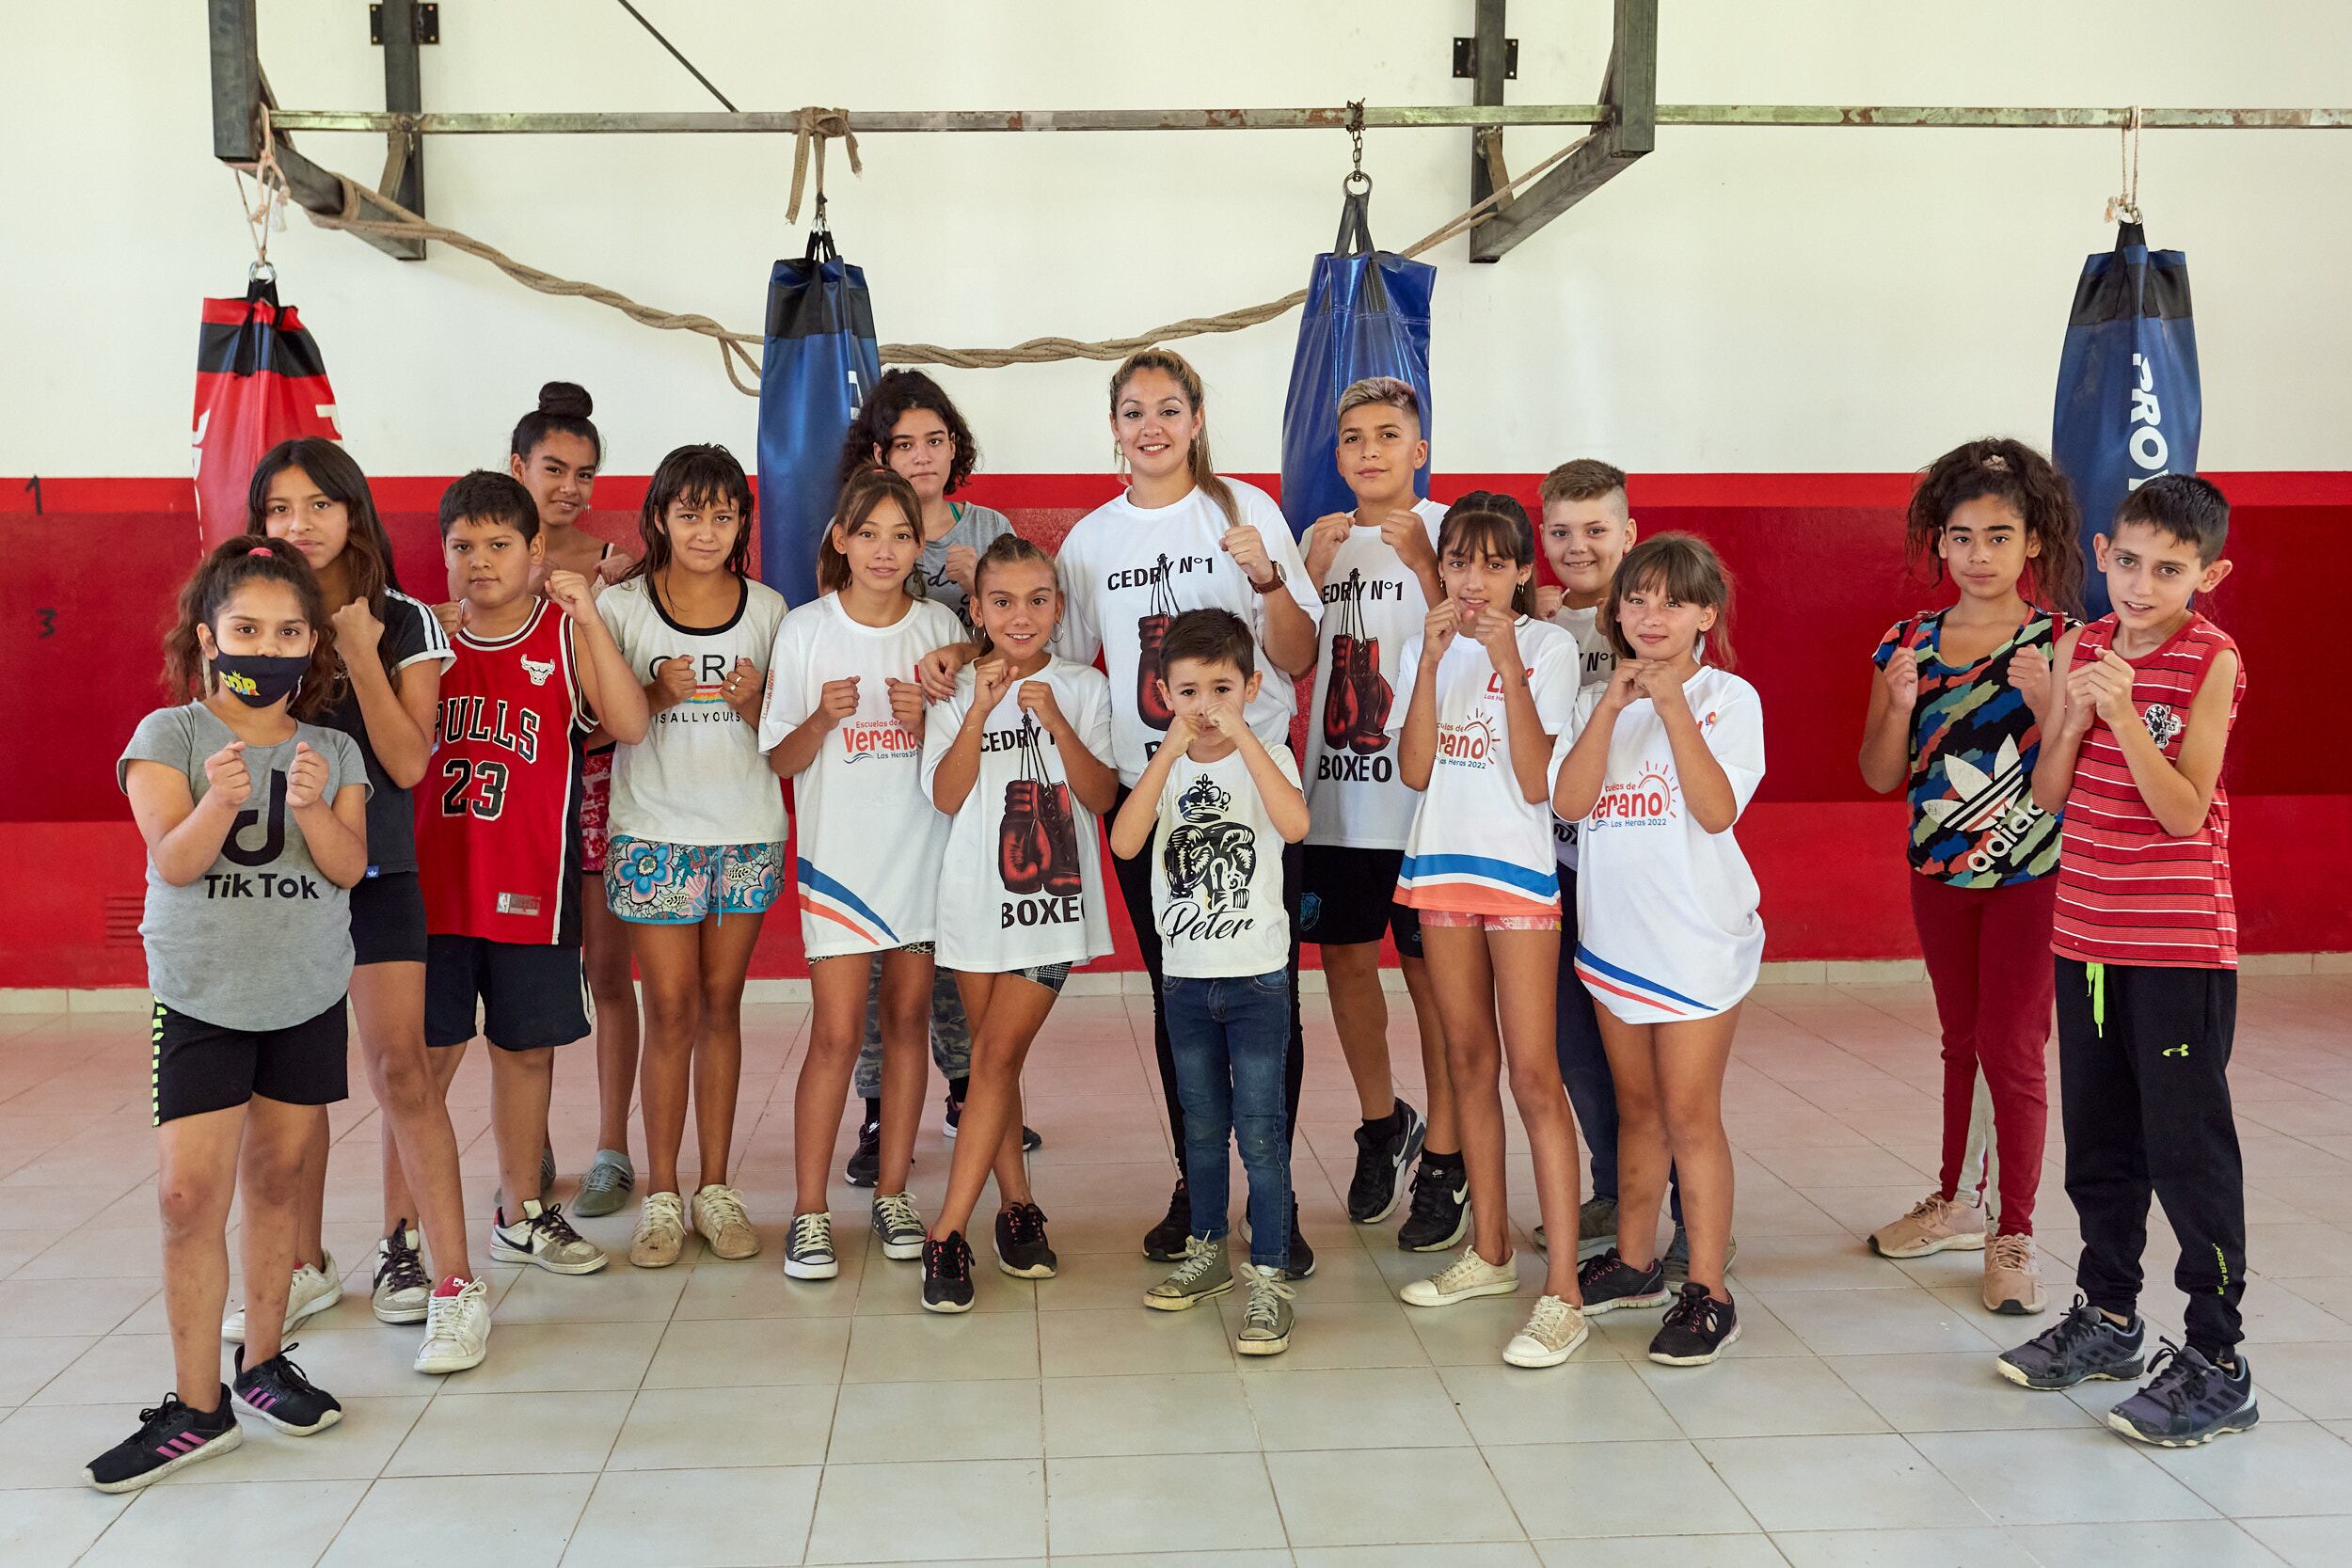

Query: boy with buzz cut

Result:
[1997,474,2255,1447]
[418,472,650,1281]
[1112,609,1311,1357]
[1297,377,1464,1251]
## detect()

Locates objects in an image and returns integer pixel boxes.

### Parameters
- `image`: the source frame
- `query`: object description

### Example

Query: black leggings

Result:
[1110,783,1307,1180]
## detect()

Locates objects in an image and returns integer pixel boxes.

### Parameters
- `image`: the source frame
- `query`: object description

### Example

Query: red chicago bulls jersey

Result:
[416,601,593,945]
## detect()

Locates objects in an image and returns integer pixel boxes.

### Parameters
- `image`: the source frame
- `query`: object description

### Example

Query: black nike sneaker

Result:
[84,1390,242,1492]
[845,1116,882,1189]
[1396,1153,1470,1253]
[1347,1100,1427,1225]
[922,1232,976,1314]
[1995,1295,2147,1391]
[2106,1341,2259,1446]
[232,1343,343,1434]
[994,1202,1058,1278]
[1143,1178,1191,1262]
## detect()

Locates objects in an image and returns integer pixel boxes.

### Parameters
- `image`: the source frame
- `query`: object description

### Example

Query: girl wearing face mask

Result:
[1052,347,1322,1272]
[505,383,644,1222]
[243,439,486,1376]
[89,538,369,1493]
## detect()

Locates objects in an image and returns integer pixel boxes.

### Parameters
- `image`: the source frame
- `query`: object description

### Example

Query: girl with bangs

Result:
[241,438,485,1376]
[1553,533,1765,1368]
[596,445,789,1271]
[1391,494,1592,1370]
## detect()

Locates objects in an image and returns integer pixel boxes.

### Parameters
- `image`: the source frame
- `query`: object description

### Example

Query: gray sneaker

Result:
[573,1149,634,1218]
[1233,1260,1295,1355]
[784,1212,839,1281]
[871,1192,926,1262]
[1533,1195,1620,1259]
[1661,1226,1738,1286]
[1143,1235,1232,1311]
[1996,1295,2147,1390]
[2106,1342,2259,1447]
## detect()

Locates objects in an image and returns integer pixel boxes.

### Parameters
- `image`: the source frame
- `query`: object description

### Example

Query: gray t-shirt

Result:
[910,501,1015,629]
[119,703,370,1031]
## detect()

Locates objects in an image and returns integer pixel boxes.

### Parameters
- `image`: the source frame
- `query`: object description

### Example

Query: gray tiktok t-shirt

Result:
[911,502,1016,629]
[119,703,370,1031]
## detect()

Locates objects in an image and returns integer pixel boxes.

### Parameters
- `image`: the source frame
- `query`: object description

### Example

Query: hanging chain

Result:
[2106,104,2143,224]
[1344,99,1370,191]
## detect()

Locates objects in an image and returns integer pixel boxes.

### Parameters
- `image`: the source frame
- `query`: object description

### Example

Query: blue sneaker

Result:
[1996,1295,2146,1390]
[2107,1342,2259,1447]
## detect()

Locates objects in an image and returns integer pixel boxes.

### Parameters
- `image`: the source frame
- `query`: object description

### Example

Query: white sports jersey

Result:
[1548,599,1619,870]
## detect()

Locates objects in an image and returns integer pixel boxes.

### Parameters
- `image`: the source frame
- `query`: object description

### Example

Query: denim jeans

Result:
[1555,865,1681,1224]
[1165,970,1294,1271]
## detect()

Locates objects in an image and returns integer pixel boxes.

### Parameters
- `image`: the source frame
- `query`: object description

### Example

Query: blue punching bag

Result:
[756,225,881,607]
[2052,221,2201,618]
[1279,182,1437,538]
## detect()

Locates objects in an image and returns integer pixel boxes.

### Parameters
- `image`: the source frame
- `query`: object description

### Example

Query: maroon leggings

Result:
[1909,875,2056,1236]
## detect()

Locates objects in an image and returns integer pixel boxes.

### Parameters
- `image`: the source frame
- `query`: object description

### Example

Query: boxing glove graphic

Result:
[1323,630,1359,751]
[1350,632,1392,752]
[999,778,1050,895]
[1038,783,1084,898]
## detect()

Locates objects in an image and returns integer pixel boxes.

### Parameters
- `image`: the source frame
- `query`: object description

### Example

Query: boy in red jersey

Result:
[420,472,648,1280]
[1996,475,2253,1447]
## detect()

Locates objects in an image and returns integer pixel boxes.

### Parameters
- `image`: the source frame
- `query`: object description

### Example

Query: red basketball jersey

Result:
[417,601,591,945]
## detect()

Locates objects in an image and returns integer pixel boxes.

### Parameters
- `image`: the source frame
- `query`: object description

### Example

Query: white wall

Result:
[6,1,2349,480]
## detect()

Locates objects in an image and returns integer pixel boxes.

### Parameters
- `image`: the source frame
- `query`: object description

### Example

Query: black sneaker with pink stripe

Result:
[232,1343,343,1435]
[84,1389,244,1492]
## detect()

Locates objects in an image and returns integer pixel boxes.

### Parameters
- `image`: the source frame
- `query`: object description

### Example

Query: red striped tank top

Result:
[2052,613,2243,970]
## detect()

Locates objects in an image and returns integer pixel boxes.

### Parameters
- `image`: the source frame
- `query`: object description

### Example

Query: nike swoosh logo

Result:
[1450,1185,1469,1204]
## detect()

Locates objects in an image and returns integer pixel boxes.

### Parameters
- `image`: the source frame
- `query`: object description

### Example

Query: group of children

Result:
[90,351,2258,1492]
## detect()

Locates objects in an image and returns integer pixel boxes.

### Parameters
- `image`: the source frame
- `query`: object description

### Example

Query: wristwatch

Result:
[1250,563,1287,595]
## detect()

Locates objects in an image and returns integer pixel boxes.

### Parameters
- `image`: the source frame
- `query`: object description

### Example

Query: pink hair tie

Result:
[249,545,274,558]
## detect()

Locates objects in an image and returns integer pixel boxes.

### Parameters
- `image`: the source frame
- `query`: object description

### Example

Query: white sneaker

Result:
[1400,1243,1519,1307]
[222,1250,340,1344]
[1503,1293,1590,1368]
[413,1275,491,1374]
[691,1183,760,1260]
[491,1199,609,1275]
[629,1191,688,1269]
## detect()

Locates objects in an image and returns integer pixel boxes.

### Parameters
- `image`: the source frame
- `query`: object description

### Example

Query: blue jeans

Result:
[1556,865,1682,1224]
[1165,971,1294,1271]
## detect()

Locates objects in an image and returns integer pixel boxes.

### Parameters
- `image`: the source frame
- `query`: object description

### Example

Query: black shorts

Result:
[351,870,429,966]
[426,935,593,1052]
[151,999,349,1126]
[1297,845,1422,958]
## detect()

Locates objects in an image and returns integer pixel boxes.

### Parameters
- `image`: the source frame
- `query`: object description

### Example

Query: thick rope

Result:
[294,114,1591,390]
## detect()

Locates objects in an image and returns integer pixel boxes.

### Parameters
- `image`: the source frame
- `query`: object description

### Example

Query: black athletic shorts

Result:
[351,870,429,966]
[425,935,593,1052]
[1297,845,1422,958]
[151,998,349,1126]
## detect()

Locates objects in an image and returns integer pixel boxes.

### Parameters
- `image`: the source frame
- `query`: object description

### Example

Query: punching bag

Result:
[1278,180,1437,537]
[191,273,342,548]
[756,225,880,607]
[2052,221,2201,618]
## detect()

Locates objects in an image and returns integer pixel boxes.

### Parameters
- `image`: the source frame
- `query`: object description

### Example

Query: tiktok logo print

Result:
[1321,569,1393,755]
[224,769,290,866]
[1161,773,1261,943]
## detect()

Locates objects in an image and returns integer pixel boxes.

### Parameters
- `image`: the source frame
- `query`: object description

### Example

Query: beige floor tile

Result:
[1266,1446,1519,1548]
[803,1458,1045,1563]
[1040,1371,1258,1457]
[80,1478,366,1568]
[316,1471,596,1568]
[564,1464,821,1567]
[1486,1438,1757,1539]
[608,1383,838,1469]
[1044,1451,1284,1556]
[384,1388,632,1476]
[1237,1364,1469,1449]
[826,1378,1041,1463]
[644,1316,851,1389]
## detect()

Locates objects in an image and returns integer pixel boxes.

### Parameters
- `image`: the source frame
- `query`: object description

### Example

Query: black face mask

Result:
[211,651,306,709]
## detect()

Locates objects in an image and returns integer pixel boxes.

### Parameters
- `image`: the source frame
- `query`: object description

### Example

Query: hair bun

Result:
[537,381,594,419]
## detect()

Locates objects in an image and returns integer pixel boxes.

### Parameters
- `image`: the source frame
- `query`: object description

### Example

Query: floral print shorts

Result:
[604,836,784,925]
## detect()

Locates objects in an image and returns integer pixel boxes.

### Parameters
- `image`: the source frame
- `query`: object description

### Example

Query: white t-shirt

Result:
[1303,497,1449,850]
[1150,744,1301,979]
[1055,481,1322,785]
[597,574,789,847]
[1559,665,1767,1023]
[1394,616,1580,916]
[758,594,961,958]
[921,657,1117,974]
[1548,600,1620,871]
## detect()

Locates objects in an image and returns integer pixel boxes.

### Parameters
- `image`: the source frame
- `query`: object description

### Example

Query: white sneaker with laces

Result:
[222,1250,340,1344]
[629,1191,688,1269]
[1503,1293,1590,1368]
[413,1275,491,1374]
[491,1199,608,1275]
[691,1183,760,1260]
[1400,1243,1519,1307]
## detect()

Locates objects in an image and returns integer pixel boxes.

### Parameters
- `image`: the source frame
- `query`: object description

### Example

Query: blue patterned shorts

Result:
[605,836,785,925]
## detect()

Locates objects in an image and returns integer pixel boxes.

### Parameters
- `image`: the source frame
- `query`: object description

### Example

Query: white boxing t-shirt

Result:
[1548,600,1620,871]
[1303,498,1448,850]
[597,574,789,847]
[1560,665,1767,1023]
[1395,616,1580,916]
[921,657,1117,974]
[1054,481,1322,785]
[758,594,961,958]
[1150,744,1300,979]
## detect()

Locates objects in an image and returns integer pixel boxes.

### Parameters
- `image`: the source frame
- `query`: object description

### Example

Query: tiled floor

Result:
[5,974,2352,1566]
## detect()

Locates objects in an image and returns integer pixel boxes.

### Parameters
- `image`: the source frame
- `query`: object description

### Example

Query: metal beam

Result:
[262,103,2352,135]
[1473,0,1656,262]
[377,0,427,230]
[1468,0,1510,216]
